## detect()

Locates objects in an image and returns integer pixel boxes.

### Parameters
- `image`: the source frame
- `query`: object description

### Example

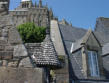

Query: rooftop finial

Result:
[88,26,92,30]
[35,1,37,7]
[39,0,42,8]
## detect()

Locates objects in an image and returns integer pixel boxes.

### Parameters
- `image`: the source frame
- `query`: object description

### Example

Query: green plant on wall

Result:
[17,22,46,43]
[58,56,65,63]
[50,70,55,77]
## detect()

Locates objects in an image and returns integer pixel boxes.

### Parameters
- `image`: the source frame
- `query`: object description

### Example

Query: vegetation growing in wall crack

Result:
[17,22,46,43]
[58,56,65,63]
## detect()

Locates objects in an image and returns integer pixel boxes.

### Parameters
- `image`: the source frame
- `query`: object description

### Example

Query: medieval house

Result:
[51,18,109,83]
[0,0,109,83]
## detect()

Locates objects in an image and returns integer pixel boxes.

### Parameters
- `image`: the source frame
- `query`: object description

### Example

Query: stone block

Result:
[8,61,19,67]
[0,51,13,60]
[13,44,28,57]
[8,28,22,45]
[0,39,7,45]
[0,45,5,51]
[19,57,33,67]
[5,45,13,51]
[2,60,8,66]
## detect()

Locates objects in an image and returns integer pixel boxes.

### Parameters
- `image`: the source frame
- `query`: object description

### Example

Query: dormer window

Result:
[70,29,104,81]
[88,51,100,77]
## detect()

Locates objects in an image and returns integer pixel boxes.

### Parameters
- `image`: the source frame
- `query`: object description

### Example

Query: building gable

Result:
[81,29,101,49]
[86,32,101,49]
[71,29,101,53]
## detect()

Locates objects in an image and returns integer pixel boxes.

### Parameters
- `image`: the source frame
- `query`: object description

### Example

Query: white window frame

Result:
[88,51,100,77]
[70,43,74,53]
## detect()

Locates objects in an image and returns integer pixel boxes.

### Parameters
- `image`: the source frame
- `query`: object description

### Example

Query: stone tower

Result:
[9,0,54,27]
[0,0,10,16]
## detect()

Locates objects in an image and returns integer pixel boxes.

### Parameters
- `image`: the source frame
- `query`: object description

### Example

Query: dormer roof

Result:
[25,35,60,69]
[71,29,101,53]
[35,34,60,68]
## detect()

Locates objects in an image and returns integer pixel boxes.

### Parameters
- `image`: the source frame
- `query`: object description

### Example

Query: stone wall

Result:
[50,20,69,83]
[0,67,43,83]
[50,20,66,56]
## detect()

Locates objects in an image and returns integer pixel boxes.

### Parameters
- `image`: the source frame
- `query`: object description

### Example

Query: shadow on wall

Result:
[68,57,78,83]
[104,68,109,79]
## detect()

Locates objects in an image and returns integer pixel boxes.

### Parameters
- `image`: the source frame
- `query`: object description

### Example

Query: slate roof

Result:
[25,43,42,67]
[59,24,87,55]
[58,24,105,80]
[102,43,109,56]
[94,31,107,46]
[70,29,91,53]
[94,17,109,45]
[25,35,60,68]
[59,24,87,42]
[70,50,86,79]
[71,39,82,53]
[35,35,60,67]
[25,43,42,56]
[71,29,101,53]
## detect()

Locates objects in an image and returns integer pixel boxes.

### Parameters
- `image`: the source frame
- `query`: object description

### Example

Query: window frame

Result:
[87,50,100,77]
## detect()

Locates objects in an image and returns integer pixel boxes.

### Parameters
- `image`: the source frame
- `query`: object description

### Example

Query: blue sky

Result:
[9,0,109,29]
